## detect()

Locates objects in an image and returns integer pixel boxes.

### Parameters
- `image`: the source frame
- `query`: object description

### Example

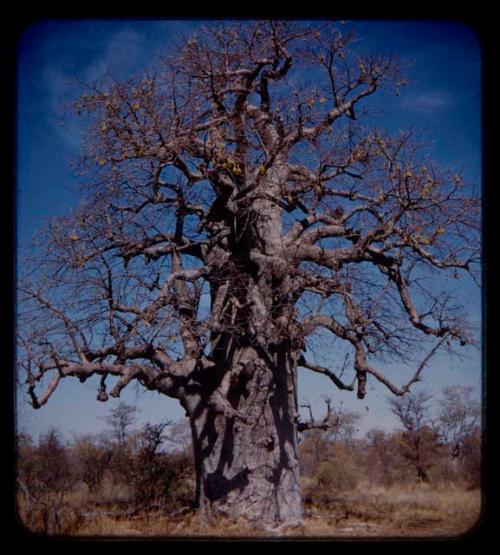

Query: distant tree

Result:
[433,385,480,459]
[103,401,137,447]
[131,420,170,506]
[460,427,481,487]
[138,420,171,459]
[34,429,76,496]
[17,432,37,498]
[364,428,402,485]
[324,405,361,447]
[100,401,138,488]
[299,398,360,475]
[17,429,77,534]
[389,391,440,482]
[165,420,193,457]
[16,432,33,452]
[72,434,113,492]
[18,20,480,525]
[131,420,195,508]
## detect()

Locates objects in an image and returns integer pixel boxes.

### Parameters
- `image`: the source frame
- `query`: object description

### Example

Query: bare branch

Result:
[298,397,340,432]
[298,356,355,392]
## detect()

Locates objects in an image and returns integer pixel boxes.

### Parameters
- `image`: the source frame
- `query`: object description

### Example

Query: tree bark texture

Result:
[187,345,302,523]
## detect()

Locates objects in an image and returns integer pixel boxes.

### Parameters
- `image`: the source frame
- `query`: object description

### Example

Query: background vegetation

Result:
[16,385,481,538]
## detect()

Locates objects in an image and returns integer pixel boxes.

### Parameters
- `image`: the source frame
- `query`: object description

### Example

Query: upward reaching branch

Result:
[18,19,479,481]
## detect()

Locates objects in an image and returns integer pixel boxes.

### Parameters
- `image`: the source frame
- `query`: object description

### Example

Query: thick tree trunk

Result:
[187,344,302,525]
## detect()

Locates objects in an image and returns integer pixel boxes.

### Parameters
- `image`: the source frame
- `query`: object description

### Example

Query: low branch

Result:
[26,357,187,409]
[298,398,340,432]
[298,356,355,392]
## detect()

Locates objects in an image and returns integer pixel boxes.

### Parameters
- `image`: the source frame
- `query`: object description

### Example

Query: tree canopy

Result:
[17,20,481,524]
[18,21,480,409]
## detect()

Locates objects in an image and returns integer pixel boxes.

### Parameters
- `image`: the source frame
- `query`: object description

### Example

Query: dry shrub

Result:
[303,445,360,509]
[73,436,113,493]
[17,430,80,535]
[17,493,85,536]
[129,451,195,509]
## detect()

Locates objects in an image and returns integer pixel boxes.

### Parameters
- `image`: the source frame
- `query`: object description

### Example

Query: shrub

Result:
[304,445,360,509]
[73,435,113,492]
[316,450,359,493]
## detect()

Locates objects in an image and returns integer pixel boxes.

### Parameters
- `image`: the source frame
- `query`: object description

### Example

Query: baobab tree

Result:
[18,21,480,526]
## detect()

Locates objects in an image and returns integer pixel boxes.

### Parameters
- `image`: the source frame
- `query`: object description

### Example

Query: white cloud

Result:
[40,65,86,152]
[84,26,144,83]
[402,89,454,115]
[40,26,148,152]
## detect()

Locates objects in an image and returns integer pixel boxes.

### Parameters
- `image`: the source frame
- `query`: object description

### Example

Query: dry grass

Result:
[19,482,481,539]
[302,482,482,538]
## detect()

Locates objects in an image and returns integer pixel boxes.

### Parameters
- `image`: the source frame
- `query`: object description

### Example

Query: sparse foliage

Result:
[131,420,174,507]
[16,390,481,536]
[16,429,78,534]
[433,385,480,459]
[103,401,138,447]
[363,428,406,485]
[389,391,441,482]
[30,429,76,496]
[73,434,113,492]
[299,401,360,477]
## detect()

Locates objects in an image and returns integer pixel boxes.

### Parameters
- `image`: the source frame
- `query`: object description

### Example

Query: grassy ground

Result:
[18,482,482,539]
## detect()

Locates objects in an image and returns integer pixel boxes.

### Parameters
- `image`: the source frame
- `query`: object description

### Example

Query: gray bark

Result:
[187,344,302,524]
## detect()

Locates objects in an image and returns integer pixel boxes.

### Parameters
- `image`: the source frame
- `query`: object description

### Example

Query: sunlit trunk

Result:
[187,344,302,525]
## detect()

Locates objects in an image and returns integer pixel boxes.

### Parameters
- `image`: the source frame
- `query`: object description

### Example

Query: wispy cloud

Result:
[84,27,144,83]
[41,65,87,152]
[401,89,454,115]
[40,25,149,152]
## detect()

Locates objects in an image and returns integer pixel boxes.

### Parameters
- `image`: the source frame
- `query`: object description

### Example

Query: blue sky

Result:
[16,19,483,441]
